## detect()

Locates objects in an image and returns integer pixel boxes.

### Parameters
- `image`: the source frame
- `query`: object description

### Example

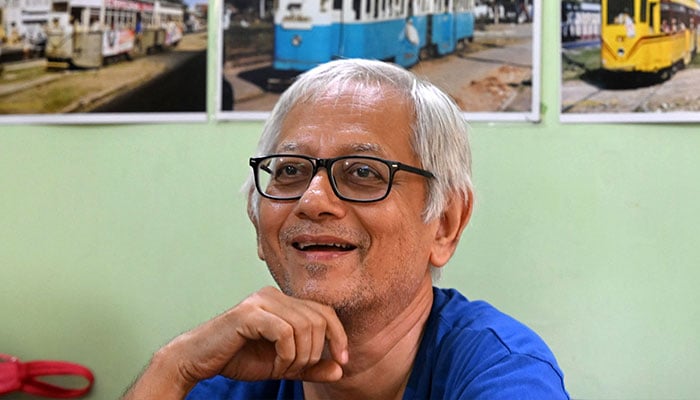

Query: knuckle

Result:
[277,323,294,339]
[295,318,312,332]
[311,317,327,331]
[277,351,294,364]
[308,352,321,364]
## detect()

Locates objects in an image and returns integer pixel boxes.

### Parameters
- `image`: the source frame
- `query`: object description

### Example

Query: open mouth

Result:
[292,242,357,252]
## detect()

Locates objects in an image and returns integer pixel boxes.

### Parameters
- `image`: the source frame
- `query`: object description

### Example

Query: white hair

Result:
[245,58,474,228]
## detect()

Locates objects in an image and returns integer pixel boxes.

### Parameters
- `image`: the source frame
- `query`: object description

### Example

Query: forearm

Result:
[121,347,195,400]
[122,287,349,398]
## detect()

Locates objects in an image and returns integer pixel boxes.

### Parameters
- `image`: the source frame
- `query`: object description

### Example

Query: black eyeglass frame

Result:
[249,154,435,203]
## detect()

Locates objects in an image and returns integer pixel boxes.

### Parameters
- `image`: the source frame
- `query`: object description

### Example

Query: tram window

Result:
[660,3,672,31]
[333,0,341,10]
[679,6,690,30]
[70,9,83,25]
[608,0,634,24]
[640,0,647,22]
[397,0,404,16]
[353,0,361,19]
[393,0,400,16]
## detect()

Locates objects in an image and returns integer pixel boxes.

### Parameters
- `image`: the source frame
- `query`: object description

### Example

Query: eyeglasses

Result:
[249,154,435,203]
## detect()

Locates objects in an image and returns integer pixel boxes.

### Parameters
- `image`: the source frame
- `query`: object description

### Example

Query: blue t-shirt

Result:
[187,287,569,399]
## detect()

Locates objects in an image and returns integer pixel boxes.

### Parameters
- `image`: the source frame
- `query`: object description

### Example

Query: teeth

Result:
[298,243,352,250]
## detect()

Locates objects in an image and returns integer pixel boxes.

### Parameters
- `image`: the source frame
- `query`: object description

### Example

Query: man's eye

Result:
[273,163,309,181]
[346,163,385,182]
[354,166,373,178]
[279,165,298,176]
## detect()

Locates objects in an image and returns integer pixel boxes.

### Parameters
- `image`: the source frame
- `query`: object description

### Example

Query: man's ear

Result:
[429,189,473,268]
[247,189,266,262]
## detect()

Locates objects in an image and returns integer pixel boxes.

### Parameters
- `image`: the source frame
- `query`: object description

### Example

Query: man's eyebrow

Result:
[275,142,383,154]
[277,142,299,152]
[349,143,382,153]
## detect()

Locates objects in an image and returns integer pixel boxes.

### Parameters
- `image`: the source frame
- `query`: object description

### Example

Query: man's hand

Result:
[122,286,348,399]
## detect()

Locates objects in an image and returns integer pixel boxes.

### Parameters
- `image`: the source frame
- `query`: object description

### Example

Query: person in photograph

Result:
[121,59,569,400]
[0,23,7,44]
[8,22,22,46]
[30,23,48,57]
[134,12,143,51]
[516,0,530,23]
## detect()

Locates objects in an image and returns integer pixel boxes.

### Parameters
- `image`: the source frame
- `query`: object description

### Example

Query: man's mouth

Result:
[292,242,357,252]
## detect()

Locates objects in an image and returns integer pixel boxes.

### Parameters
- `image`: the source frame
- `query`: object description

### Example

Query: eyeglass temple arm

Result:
[396,163,435,179]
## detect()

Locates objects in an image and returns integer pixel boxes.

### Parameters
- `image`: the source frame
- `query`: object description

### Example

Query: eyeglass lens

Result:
[256,156,392,201]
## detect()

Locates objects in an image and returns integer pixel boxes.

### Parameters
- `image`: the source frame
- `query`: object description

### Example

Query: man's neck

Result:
[303,282,435,400]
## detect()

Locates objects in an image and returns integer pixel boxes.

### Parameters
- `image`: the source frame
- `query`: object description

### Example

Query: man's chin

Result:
[286,285,353,310]
[292,285,338,305]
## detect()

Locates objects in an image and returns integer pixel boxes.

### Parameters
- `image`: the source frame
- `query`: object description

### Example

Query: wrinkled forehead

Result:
[296,79,412,111]
[258,77,418,156]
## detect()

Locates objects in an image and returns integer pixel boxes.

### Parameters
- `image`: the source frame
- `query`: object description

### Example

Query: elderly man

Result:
[123,59,568,399]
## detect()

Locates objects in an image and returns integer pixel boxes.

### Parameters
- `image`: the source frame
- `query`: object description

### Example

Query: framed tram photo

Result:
[560,0,700,123]
[217,0,543,122]
[0,0,209,124]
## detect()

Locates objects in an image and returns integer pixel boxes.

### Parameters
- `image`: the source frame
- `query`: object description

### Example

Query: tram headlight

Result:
[617,48,625,57]
[292,35,302,47]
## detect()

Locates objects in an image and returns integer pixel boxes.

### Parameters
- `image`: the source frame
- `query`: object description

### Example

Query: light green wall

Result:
[2,1,699,398]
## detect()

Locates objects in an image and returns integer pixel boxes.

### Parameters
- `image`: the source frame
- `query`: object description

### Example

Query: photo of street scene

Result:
[218,0,540,122]
[0,0,208,124]
[561,0,700,123]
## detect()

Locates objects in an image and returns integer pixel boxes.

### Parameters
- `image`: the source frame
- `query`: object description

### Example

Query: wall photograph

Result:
[0,0,209,124]
[218,0,542,122]
[561,0,700,123]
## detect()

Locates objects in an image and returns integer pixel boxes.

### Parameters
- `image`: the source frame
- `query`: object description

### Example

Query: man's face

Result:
[252,84,441,321]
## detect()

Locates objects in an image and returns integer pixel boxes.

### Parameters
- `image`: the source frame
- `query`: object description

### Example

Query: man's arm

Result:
[122,346,194,400]
[122,286,349,399]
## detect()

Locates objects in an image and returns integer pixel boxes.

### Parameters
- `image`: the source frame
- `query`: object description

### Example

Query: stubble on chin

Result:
[269,260,378,334]
[271,262,330,300]
[276,263,357,305]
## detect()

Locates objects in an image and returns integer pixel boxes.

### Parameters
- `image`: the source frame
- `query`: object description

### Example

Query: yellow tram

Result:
[601,0,700,75]
[45,0,184,68]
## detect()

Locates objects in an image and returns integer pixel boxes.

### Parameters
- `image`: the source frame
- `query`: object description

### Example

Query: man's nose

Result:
[294,171,346,219]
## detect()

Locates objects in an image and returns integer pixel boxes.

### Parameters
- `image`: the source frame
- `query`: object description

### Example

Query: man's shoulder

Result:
[430,287,552,357]
[414,287,569,398]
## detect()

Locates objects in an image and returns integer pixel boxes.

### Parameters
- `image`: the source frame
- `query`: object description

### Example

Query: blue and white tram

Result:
[428,0,475,56]
[272,0,475,71]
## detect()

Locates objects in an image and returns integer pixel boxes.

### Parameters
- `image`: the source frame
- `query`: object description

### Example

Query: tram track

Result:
[0,68,74,98]
[562,66,700,114]
[0,32,207,114]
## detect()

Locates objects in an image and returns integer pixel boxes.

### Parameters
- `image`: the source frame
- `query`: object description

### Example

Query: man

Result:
[123,59,568,399]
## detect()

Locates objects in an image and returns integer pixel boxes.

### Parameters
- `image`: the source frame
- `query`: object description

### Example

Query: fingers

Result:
[229,286,348,381]
[298,359,344,382]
